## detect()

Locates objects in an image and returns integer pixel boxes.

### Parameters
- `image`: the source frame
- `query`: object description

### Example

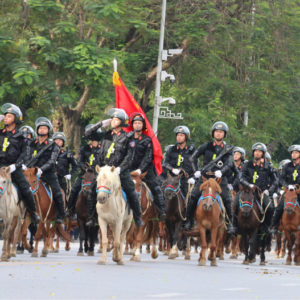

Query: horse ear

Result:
[111,166,115,172]
[95,165,101,174]
[201,176,207,182]
[34,167,38,175]
[216,178,222,185]
[5,167,10,176]
[167,171,172,179]
[140,172,147,180]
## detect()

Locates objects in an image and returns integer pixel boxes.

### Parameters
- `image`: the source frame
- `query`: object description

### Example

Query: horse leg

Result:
[248,229,258,263]
[97,220,108,265]
[1,223,10,261]
[31,222,43,257]
[77,221,85,256]
[285,231,293,265]
[11,217,21,258]
[216,227,225,260]
[198,227,207,266]
[131,225,144,262]
[166,222,177,259]
[242,233,250,264]
[294,231,300,265]
[259,234,266,266]
[151,221,159,259]
[230,235,238,259]
[112,222,122,264]
[280,233,286,258]
[54,235,60,253]
[21,218,31,253]
[210,227,218,267]
[275,232,280,258]
[41,223,50,257]
[185,236,191,260]
[48,226,55,253]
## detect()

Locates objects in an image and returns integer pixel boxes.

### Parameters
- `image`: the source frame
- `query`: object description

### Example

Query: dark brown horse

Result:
[76,167,98,256]
[23,168,70,257]
[195,177,225,266]
[280,187,300,265]
[235,186,271,265]
[161,173,186,259]
[129,171,159,261]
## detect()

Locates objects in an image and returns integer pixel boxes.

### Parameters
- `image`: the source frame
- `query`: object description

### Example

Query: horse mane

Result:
[200,178,222,194]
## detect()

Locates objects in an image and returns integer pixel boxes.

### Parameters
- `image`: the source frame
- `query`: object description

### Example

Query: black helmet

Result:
[252,142,267,154]
[233,146,246,160]
[20,125,35,139]
[53,131,66,146]
[265,151,272,162]
[1,103,23,124]
[108,108,129,127]
[288,144,300,153]
[35,117,53,133]
[211,121,229,137]
[174,125,190,140]
[130,112,146,130]
[279,159,291,171]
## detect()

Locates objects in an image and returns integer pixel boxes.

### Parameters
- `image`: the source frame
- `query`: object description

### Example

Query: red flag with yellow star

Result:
[113,71,163,175]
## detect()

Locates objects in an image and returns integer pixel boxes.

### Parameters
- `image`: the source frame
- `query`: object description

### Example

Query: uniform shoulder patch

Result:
[129,141,136,148]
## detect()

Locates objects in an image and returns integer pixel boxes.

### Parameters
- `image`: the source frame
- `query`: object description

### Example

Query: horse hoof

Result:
[97,260,106,265]
[54,249,59,253]
[130,255,141,262]
[249,258,256,263]
[77,252,84,256]
[198,261,206,266]
[123,251,131,256]
[146,249,151,254]
[88,251,94,257]
[49,250,55,253]
[151,252,158,259]
[286,261,292,265]
[185,255,191,260]
[243,260,249,265]
[65,247,70,252]
[219,256,224,261]
[260,261,266,266]
[163,251,169,256]
[230,255,237,259]
[168,253,177,260]
[117,260,124,265]
[16,250,24,255]
[31,252,38,258]
[295,262,300,266]
[211,261,217,267]
[225,248,231,254]
[10,253,16,258]
[97,249,102,253]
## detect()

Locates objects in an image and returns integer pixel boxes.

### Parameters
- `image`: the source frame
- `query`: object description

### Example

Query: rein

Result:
[30,175,40,194]
[81,181,92,190]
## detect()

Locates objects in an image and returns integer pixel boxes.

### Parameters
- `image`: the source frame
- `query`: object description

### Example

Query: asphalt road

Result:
[0,240,299,300]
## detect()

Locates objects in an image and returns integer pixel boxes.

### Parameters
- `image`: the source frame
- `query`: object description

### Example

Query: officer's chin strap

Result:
[134,129,142,133]
[38,133,47,137]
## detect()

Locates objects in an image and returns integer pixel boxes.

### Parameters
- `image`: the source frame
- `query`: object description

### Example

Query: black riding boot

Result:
[128,194,143,227]
[223,199,235,234]
[232,194,240,233]
[54,196,65,224]
[66,177,82,216]
[152,186,167,221]
[270,199,284,231]
[23,193,40,224]
[184,195,198,230]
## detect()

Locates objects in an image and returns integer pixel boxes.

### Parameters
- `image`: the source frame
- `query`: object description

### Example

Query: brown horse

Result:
[235,186,271,265]
[195,177,225,266]
[280,187,300,265]
[162,173,186,259]
[129,171,159,262]
[23,168,70,257]
[76,168,98,256]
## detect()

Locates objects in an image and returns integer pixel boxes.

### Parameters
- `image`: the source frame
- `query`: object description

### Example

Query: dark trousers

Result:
[41,170,65,218]
[67,175,82,210]
[11,167,37,213]
[58,175,67,195]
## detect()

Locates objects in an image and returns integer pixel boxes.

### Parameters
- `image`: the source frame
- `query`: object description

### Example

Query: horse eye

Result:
[3,180,6,184]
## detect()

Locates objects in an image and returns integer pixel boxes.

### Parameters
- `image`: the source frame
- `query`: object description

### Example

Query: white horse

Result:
[95,165,133,265]
[0,167,24,261]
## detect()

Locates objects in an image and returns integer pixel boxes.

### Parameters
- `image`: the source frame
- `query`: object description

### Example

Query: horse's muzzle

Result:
[284,207,294,215]
[203,203,212,211]
[97,194,108,204]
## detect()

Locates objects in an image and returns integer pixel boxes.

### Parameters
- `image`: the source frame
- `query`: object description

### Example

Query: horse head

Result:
[238,185,259,218]
[0,167,12,197]
[199,177,222,212]
[81,167,95,196]
[283,185,300,215]
[130,171,147,194]
[162,172,182,201]
[24,167,40,194]
[95,165,120,204]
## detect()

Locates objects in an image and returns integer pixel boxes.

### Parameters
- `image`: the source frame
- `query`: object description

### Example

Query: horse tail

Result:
[55,224,71,242]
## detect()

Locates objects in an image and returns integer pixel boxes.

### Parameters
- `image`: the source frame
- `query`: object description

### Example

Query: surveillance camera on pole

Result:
[158,96,176,106]
[161,71,176,83]
[162,49,183,61]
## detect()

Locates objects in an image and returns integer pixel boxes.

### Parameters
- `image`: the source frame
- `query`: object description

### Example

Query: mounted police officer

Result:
[27,117,65,224]
[53,132,77,195]
[0,103,39,223]
[163,125,197,198]
[128,112,166,221]
[271,145,300,231]
[66,123,104,218]
[228,147,246,193]
[85,108,143,228]
[20,125,35,140]
[184,121,235,233]
[233,142,278,232]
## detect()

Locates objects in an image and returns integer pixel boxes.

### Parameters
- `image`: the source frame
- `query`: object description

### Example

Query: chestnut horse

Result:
[162,173,186,259]
[195,177,225,266]
[129,171,159,262]
[280,187,300,265]
[23,168,70,257]
[76,167,98,256]
[0,167,25,261]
